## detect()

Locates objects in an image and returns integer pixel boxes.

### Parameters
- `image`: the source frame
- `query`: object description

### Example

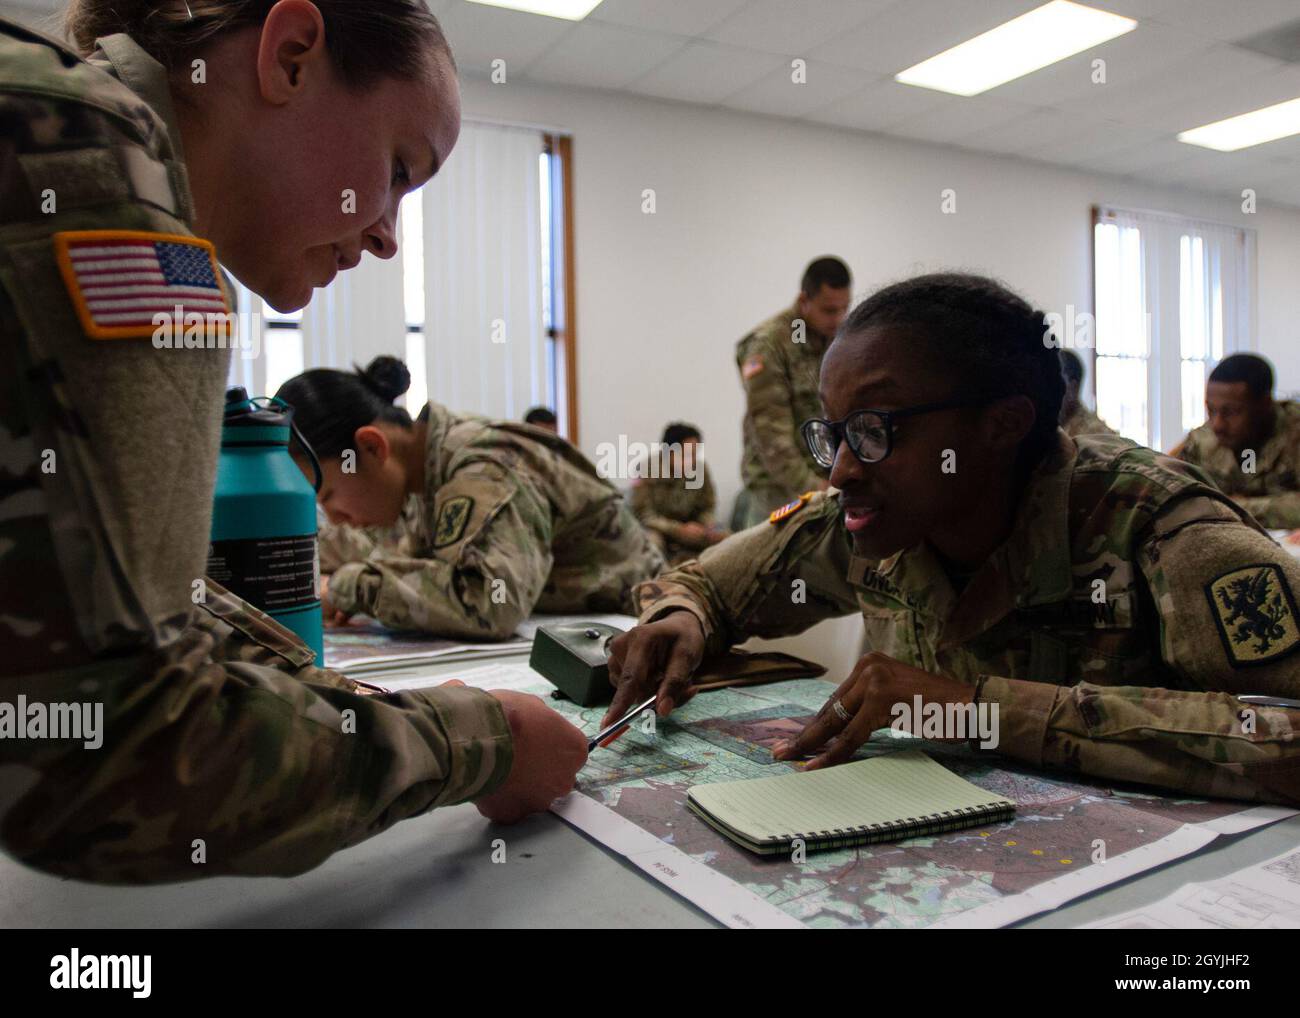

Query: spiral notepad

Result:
[686,750,1016,855]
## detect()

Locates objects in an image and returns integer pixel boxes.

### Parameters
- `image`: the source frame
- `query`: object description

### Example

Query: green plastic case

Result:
[529,622,625,706]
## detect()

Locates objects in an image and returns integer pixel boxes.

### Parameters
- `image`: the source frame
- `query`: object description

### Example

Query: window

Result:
[228,119,571,427]
[401,195,428,413]
[407,120,568,431]
[1093,206,1254,450]
[224,279,305,400]
[262,302,304,398]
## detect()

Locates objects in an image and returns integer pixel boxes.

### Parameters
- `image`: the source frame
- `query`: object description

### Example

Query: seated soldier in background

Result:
[735,256,852,528]
[631,422,730,566]
[605,273,1300,808]
[1176,353,1300,529]
[524,406,559,434]
[278,357,665,639]
[1058,349,1117,438]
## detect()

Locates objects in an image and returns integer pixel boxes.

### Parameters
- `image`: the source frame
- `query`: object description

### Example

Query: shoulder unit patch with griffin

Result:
[1205,563,1300,667]
[433,495,475,549]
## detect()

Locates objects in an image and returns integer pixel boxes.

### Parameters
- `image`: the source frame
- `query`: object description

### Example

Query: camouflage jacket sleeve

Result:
[977,495,1300,806]
[743,332,823,496]
[1237,492,1300,530]
[318,519,380,574]
[2,582,513,883]
[634,492,859,656]
[328,460,552,640]
[630,480,687,544]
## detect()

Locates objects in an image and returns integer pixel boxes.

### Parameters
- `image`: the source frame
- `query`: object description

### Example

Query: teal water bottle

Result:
[207,388,324,661]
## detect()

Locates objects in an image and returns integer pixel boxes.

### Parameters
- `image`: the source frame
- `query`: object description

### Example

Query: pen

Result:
[588,695,658,751]
[1237,695,1300,710]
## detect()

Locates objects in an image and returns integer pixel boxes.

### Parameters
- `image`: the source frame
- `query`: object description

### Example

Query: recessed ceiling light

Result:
[1178,96,1300,151]
[465,0,605,20]
[895,1,1137,97]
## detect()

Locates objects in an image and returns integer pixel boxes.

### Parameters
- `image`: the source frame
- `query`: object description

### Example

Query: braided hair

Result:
[842,273,1064,473]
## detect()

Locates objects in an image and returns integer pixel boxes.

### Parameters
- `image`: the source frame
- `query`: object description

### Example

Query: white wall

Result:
[459,76,1300,515]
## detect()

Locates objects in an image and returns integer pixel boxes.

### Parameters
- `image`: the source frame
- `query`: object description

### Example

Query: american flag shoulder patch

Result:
[53,230,230,340]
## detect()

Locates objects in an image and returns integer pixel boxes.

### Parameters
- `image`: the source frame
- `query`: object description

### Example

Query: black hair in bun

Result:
[275,356,415,460]
[359,355,411,403]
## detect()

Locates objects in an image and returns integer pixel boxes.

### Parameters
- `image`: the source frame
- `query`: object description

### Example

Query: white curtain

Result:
[421,120,548,420]
[227,118,550,422]
[1095,205,1255,450]
[299,254,407,373]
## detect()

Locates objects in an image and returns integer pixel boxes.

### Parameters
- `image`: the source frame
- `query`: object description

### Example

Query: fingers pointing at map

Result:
[604,611,707,727]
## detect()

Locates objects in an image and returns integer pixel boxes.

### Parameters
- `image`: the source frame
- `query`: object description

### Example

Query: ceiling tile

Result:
[803,76,948,132]
[627,41,787,104]
[1072,138,1203,177]
[524,21,688,90]
[1142,63,1300,136]
[985,20,1212,108]
[720,60,880,118]
[883,94,1038,146]
[1151,0,1300,43]
[438,2,576,76]
[704,0,897,56]
[1053,45,1285,126]
[586,0,751,37]
[952,108,1084,159]
[807,0,1041,75]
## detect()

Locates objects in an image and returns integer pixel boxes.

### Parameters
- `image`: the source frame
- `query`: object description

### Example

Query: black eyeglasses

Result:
[801,396,995,468]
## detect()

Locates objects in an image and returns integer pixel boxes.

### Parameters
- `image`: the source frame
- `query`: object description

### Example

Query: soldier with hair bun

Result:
[608,273,1300,807]
[276,356,666,639]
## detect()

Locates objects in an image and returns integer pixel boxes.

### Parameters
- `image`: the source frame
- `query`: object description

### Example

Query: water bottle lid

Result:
[220,392,323,493]
[223,389,293,429]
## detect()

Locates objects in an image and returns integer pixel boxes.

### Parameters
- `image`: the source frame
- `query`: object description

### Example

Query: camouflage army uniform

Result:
[0,19,514,883]
[328,401,665,639]
[1061,401,1118,439]
[636,432,1300,806]
[317,495,420,573]
[736,304,830,528]
[630,462,719,566]
[1178,400,1300,529]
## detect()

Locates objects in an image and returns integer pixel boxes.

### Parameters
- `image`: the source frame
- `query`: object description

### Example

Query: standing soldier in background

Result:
[631,422,729,566]
[735,257,851,529]
[0,2,585,884]
[1176,353,1300,529]
[1058,349,1117,439]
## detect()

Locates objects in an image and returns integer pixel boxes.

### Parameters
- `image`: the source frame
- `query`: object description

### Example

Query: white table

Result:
[2,651,1297,928]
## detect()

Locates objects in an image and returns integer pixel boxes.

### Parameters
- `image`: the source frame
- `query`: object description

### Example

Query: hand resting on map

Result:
[605,613,975,770]
[770,654,974,769]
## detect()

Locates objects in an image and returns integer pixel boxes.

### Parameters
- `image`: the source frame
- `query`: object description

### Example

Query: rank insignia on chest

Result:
[433,495,474,548]
[1206,563,1300,667]
[54,230,230,340]
[768,491,813,525]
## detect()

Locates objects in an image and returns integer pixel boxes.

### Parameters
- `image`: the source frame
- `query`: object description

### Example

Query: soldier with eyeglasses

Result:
[603,273,1300,808]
